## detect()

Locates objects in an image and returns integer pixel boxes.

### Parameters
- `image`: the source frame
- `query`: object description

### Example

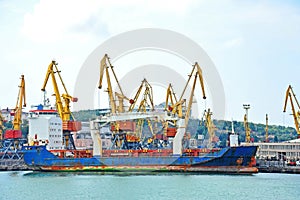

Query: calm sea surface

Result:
[0,171,299,200]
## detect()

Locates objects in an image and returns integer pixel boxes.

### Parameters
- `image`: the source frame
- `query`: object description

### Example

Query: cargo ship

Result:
[23,110,258,173]
[22,55,258,173]
[23,144,258,173]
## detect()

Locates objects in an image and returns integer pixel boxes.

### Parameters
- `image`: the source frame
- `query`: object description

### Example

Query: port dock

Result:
[0,159,32,171]
[256,159,300,174]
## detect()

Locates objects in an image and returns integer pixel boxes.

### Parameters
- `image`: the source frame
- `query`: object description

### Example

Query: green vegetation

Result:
[72,109,100,121]
[72,110,298,144]
[5,110,293,144]
[1,109,295,144]
[189,118,296,143]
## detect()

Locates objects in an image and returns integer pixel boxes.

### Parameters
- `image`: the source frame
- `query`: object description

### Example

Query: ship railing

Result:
[100,148,222,158]
[49,149,93,159]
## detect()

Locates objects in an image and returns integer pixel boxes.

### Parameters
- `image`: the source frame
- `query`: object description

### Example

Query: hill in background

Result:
[72,109,297,145]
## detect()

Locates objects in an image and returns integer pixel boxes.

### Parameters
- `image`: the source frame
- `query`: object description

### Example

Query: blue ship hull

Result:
[23,145,258,173]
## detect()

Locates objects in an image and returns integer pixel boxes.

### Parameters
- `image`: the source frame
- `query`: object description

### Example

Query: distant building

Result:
[1,109,13,122]
[253,139,300,160]
[1,108,28,122]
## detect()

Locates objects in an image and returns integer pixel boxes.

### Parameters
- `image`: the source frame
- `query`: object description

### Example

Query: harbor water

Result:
[0,172,299,200]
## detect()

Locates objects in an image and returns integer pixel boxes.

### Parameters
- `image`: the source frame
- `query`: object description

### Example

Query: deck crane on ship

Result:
[99,54,140,149]
[165,62,207,155]
[179,62,206,124]
[99,54,130,114]
[165,83,185,118]
[283,85,300,138]
[128,78,156,145]
[99,55,158,148]
[165,83,177,112]
[128,78,154,113]
[164,83,185,138]
[41,60,81,149]
[164,62,206,136]
[96,56,207,153]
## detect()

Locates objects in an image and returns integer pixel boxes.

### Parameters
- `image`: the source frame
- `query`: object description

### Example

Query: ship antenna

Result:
[231,118,235,134]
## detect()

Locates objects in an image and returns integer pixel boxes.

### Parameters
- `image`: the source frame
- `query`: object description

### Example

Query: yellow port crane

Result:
[99,54,128,114]
[265,114,269,142]
[283,85,300,138]
[165,83,185,118]
[99,54,141,147]
[203,108,216,148]
[115,92,130,113]
[164,83,185,138]
[12,75,26,130]
[0,109,5,140]
[243,104,251,143]
[244,114,251,143]
[165,83,177,111]
[179,62,206,126]
[5,75,26,139]
[128,78,154,112]
[128,79,155,138]
[164,62,206,139]
[42,61,81,149]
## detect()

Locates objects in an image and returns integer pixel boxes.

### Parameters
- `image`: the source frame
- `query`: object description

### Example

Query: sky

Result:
[0,0,299,127]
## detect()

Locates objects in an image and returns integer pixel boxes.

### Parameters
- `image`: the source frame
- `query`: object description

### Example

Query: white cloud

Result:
[224,37,243,48]
[22,0,98,42]
[13,0,300,126]
[21,0,196,43]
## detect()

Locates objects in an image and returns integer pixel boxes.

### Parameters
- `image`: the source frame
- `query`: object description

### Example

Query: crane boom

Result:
[179,62,206,101]
[204,108,216,148]
[128,82,143,112]
[4,75,26,139]
[195,62,206,100]
[165,84,177,111]
[165,62,206,126]
[171,99,185,118]
[180,63,206,126]
[244,114,251,143]
[13,75,26,130]
[185,72,198,126]
[283,85,300,137]
[42,61,65,120]
[99,54,127,114]
[115,92,130,113]
[265,114,269,142]
[128,79,154,112]
[41,60,80,149]
[0,109,4,140]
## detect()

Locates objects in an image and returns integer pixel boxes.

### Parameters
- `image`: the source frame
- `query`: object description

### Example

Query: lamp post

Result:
[243,104,251,143]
